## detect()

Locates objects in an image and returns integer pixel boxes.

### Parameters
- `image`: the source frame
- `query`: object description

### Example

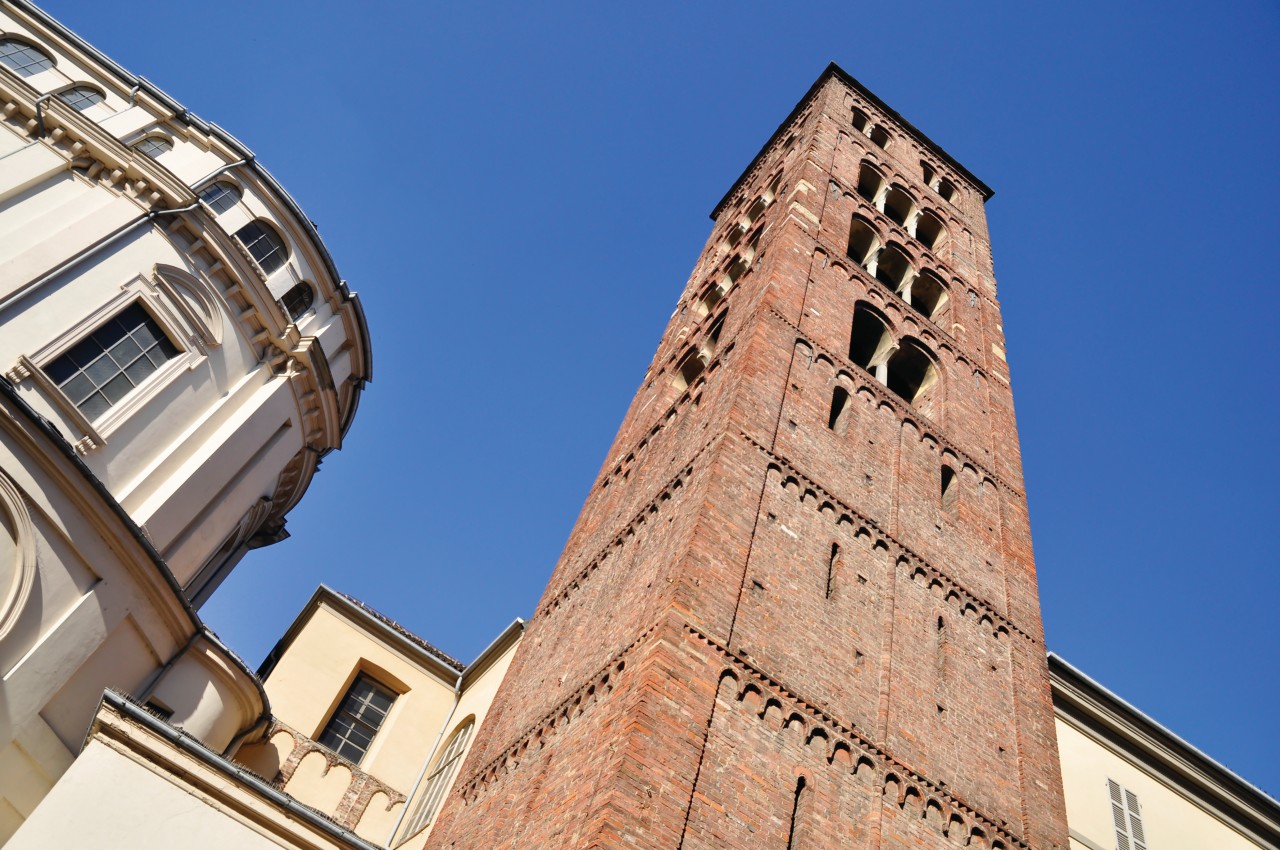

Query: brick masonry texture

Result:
[425,67,1069,850]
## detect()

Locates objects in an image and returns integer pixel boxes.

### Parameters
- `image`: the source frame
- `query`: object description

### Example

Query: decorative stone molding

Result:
[0,468,37,644]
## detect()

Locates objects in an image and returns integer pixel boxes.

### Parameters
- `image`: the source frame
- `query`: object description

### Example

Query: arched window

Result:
[937,179,957,203]
[849,303,894,373]
[0,38,54,77]
[885,338,939,409]
[851,107,870,134]
[57,85,104,112]
[857,163,885,206]
[846,217,879,268]
[915,211,947,253]
[869,125,891,149]
[199,181,241,214]
[882,186,915,228]
[874,244,913,291]
[234,220,289,275]
[280,282,314,321]
[132,136,172,157]
[401,719,474,839]
[904,269,949,319]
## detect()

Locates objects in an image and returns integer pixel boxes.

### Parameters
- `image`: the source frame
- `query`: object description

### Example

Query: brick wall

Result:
[427,67,1068,850]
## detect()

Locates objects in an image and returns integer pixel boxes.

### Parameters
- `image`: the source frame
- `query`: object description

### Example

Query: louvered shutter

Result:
[1107,780,1148,850]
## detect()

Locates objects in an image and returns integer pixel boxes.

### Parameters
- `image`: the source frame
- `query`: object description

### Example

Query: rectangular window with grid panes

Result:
[317,674,396,764]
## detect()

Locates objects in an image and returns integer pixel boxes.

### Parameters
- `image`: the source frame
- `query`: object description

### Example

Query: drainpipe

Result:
[386,672,462,846]
[0,158,248,316]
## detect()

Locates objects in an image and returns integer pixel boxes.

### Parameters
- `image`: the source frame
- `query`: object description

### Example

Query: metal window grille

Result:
[234,220,289,275]
[0,39,54,76]
[58,86,104,112]
[317,675,395,764]
[43,303,179,421]
[401,720,474,839]
[1108,779,1148,850]
[199,181,241,214]
[133,137,172,157]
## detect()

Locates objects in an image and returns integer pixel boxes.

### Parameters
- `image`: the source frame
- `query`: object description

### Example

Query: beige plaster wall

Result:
[1057,717,1264,850]
[262,601,458,793]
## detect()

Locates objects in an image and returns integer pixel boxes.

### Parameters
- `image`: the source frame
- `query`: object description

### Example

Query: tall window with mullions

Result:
[317,674,396,764]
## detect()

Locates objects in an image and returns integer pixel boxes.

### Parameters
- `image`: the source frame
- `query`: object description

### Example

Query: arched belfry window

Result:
[849,306,942,414]
[0,38,54,76]
[849,303,894,373]
[401,718,475,840]
[885,338,940,410]
[874,244,913,291]
[847,217,879,269]
[234,220,289,275]
[882,186,915,228]
[904,269,949,320]
[857,162,885,206]
[915,210,948,253]
[57,85,105,112]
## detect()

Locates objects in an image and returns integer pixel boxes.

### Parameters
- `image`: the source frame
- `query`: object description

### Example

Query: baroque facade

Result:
[0,3,1275,850]
[0,0,369,839]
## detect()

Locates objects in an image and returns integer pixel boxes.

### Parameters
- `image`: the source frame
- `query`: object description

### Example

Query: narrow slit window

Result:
[826,543,840,598]
[828,386,850,434]
[786,775,807,850]
[941,464,957,512]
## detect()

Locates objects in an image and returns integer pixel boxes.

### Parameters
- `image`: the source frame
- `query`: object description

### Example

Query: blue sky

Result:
[40,0,1280,796]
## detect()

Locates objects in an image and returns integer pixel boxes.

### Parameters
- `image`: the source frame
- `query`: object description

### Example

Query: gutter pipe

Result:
[98,690,380,850]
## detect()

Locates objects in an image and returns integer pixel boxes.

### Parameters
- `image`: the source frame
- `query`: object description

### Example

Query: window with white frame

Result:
[42,302,180,421]
[317,673,396,764]
[57,85,105,112]
[198,181,241,214]
[132,136,172,157]
[234,220,289,275]
[401,719,474,840]
[0,38,54,76]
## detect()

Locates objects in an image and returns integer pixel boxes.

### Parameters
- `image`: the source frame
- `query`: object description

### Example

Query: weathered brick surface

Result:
[428,68,1067,849]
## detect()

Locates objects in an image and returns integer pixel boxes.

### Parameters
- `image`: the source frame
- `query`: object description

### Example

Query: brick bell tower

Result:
[427,64,1068,850]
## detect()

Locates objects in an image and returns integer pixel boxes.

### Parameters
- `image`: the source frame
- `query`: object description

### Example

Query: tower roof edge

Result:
[709,61,994,221]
